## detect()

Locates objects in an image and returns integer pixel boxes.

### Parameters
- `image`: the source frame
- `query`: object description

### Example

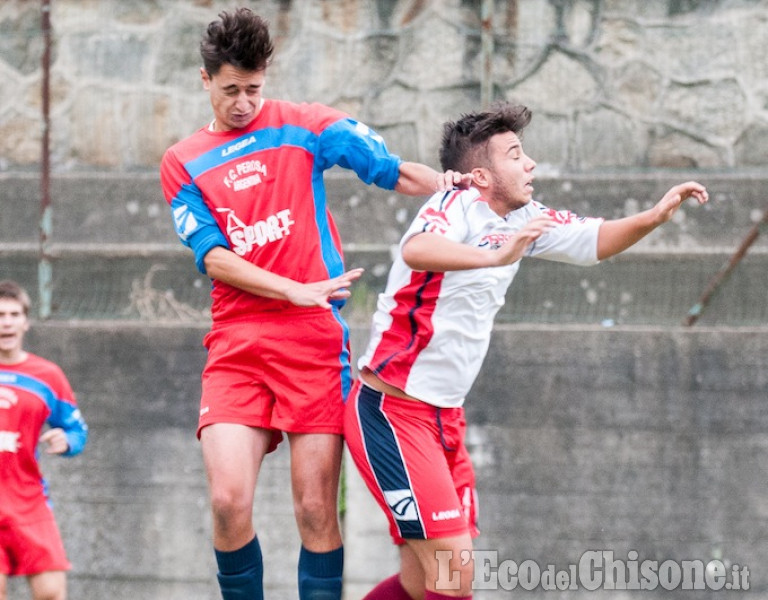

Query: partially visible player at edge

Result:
[0,280,89,600]
[344,102,708,600]
[159,7,472,600]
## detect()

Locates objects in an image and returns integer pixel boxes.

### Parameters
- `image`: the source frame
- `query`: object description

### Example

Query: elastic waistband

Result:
[357,381,463,417]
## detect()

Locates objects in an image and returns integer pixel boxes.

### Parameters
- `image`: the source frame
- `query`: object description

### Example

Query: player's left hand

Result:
[284,267,364,309]
[40,428,70,455]
[436,170,474,191]
[655,181,708,223]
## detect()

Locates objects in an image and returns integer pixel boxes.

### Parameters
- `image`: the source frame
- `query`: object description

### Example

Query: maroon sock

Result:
[424,590,472,600]
[363,574,412,600]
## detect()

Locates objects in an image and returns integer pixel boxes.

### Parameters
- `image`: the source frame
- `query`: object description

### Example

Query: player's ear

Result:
[201,67,211,90]
[471,166,491,188]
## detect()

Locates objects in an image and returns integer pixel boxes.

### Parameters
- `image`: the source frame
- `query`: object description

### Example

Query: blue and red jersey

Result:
[160,99,403,322]
[0,353,88,526]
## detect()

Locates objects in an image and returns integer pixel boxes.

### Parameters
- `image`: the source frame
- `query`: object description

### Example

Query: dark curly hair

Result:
[439,102,532,173]
[200,7,275,75]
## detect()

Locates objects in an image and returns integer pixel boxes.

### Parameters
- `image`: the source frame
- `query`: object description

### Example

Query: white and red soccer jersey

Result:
[0,353,87,526]
[358,187,604,408]
[160,99,402,323]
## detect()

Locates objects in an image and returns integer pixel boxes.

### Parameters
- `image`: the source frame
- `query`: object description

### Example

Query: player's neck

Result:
[0,348,28,365]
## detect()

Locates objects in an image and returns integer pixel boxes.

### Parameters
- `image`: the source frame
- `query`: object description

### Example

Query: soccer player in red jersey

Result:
[0,280,88,600]
[345,103,708,599]
[159,8,471,600]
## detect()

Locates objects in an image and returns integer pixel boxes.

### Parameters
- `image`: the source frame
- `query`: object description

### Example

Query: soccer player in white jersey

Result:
[344,102,708,600]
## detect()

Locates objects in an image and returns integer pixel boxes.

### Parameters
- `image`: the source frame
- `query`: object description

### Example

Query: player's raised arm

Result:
[395,162,473,196]
[402,216,554,272]
[596,181,708,261]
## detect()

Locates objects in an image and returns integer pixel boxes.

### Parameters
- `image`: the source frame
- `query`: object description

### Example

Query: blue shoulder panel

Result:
[316,119,401,188]
[7,372,88,457]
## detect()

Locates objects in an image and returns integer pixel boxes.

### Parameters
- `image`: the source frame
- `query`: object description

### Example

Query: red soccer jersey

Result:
[0,353,87,526]
[160,99,402,322]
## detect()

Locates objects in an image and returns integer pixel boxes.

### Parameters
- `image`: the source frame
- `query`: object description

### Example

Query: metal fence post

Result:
[39,0,53,319]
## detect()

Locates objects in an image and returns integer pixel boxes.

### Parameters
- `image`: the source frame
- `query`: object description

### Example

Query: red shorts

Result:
[344,380,479,544]
[199,307,352,445]
[0,518,70,576]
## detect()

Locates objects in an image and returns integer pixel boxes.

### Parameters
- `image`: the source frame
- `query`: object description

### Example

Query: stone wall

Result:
[2,0,768,172]
[4,323,767,599]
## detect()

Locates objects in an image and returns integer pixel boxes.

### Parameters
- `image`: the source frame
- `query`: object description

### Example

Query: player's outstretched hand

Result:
[655,181,708,224]
[40,428,69,455]
[496,215,555,265]
[436,170,474,191]
[284,268,364,309]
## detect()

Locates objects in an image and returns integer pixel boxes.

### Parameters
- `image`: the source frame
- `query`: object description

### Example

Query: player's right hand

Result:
[495,215,555,265]
[436,170,474,191]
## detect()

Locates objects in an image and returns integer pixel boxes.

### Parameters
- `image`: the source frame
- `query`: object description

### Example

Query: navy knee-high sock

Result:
[214,536,264,600]
[297,545,344,600]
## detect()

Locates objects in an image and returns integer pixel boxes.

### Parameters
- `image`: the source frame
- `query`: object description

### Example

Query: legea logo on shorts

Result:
[432,508,462,521]
[383,489,418,521]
